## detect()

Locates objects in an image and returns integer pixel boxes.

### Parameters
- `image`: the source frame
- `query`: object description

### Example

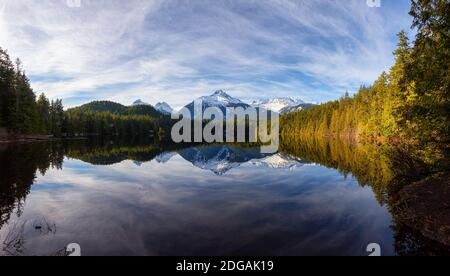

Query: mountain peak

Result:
[132,99,149,106]
[251,97,309,113]
[155,102,173,115]
[183,90,249,117]
[212,90,228,96]
[198,90,245,106]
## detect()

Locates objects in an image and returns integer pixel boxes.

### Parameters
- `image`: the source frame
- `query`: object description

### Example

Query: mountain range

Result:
[68,101,163,118]
[71,90,315,118]
[132,99,173,115]
[176,145,312,175]
[251,97,317,114]
[252,97,302,113]
[181,90,316,116]
[154,102,173,115]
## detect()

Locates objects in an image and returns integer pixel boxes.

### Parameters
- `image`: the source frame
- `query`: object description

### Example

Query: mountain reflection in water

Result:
[0,138,448,256]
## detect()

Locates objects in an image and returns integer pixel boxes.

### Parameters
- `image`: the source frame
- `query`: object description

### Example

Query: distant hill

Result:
[68,101,165,118]
[132,99,150,106]
[127,105,163,117]
[70,101,128,114]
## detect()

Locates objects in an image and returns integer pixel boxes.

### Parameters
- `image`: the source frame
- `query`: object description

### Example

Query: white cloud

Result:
[0,0,412,108]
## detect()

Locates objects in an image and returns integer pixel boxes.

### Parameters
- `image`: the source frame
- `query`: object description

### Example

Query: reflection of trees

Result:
[63,137,191,165]
[2,218,60,256]
[1,136,448,255]
[0,143,64,230]
[2,221,26,256]
[280,137,397,204]
[280,136,449,255]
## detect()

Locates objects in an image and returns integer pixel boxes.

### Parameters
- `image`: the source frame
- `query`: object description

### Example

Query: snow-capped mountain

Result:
[132,99,150,106]
[199,90,247,107]
[178,145,269,175]
[279,103,317,114]
[131,100,173,115]
[251,97,313,114]
[155,102,173,115]
[250,153,310,171]
[184,90,250,117]
[177,145,312,175]
[154,152,177,164]
[181,90,315,116]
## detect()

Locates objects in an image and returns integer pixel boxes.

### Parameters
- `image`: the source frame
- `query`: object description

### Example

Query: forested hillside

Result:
[68,100,163,117]
[0,48,64,136]
[64,101,171,138]
[1,48,172,139]
[281,0,449,169]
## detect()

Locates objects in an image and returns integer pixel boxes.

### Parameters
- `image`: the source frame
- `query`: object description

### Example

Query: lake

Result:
[0,138,443,256]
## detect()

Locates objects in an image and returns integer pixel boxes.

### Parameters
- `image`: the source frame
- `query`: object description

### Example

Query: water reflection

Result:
[177,146,311,175]
[0,138,448,256]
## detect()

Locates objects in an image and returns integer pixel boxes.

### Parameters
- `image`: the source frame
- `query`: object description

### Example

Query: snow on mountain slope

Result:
[279,103,317,114]
[155,102,173,115]
[183,90,250,118]
[250,153,308,171]
[183,90,314,115]
[132,99,150,106]
[199,90,245,106]
[155,152,177,164]
[251,97,306,113]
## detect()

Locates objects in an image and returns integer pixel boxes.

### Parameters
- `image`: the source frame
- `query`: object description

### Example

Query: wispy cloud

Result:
[0,0,412,108]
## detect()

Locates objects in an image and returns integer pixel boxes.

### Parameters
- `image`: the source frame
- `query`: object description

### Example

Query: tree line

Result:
[64,109,169,139]
[0,48,64,136]
[1,49,173,139]
[281,0,449,170]
[64,101,173,139]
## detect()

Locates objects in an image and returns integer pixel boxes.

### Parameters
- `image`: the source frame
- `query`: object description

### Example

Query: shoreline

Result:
[0,135,88,144]
[392,172,450,249]
[0,134,52,144]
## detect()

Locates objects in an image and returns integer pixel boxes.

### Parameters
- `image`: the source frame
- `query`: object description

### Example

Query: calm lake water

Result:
[0,138,436,256]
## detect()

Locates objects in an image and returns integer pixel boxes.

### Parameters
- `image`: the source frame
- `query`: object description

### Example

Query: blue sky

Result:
[0,0,413,108]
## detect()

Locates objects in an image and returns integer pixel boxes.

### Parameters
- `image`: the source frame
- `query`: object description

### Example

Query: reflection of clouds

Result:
[1,154,394,256]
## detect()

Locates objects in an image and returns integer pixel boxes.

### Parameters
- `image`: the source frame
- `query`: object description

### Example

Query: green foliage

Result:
[0,51,42,134]
[70,100,164,118]
[64,109,159,138]
[0,48,171,139]
[64,100,172,139]
[0,49,19,130]
[127,105,162,118]
[71,101,129,114]
[401,0,450,157]
[282,0,449,170]
[36,93,51,132]
[49,99,65,137]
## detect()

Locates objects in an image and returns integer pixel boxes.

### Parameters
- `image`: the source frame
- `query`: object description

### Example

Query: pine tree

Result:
[37,93,51,133]
[13,59,40,134]
[406,0,450,152]
[50,99,65,137]
[0,48,16,130]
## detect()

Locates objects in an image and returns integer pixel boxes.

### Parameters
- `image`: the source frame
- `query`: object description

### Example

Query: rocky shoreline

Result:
[392,173,450,249]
